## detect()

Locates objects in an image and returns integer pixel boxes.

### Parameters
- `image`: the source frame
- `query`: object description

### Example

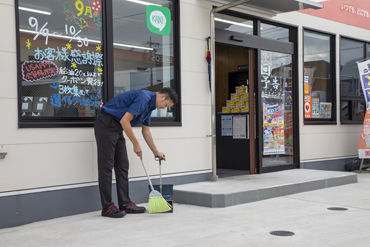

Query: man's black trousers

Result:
[94,111,131,209]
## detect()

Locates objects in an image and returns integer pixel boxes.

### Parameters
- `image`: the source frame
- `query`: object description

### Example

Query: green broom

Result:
[140,158,172,214]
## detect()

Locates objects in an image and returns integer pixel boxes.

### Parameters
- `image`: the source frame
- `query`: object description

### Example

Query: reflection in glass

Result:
[340,39,363,97]
[112,0,176,119]
[340,38,366,122]
[260,23,289,42]
[18,0,104,118]
[303,31,334,120]
[215,13,253,35]
[261,50,293,167]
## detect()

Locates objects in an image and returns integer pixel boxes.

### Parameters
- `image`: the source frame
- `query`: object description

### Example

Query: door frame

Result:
[215,10,300,173]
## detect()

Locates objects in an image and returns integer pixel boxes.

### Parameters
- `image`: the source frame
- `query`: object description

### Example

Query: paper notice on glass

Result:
[233,115,247,139]
[221,115,233,136]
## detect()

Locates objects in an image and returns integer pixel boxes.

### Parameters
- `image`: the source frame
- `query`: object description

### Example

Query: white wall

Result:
[0,0,212,192]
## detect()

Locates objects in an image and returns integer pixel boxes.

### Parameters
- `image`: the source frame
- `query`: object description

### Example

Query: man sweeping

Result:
[94,88,178,218]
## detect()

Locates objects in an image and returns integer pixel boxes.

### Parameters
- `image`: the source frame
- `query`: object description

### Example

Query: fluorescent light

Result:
[19,29,153,51]
[215,17,253,29]
[113,42,153,51]
[126,0,161,6]
[19,6,51,15]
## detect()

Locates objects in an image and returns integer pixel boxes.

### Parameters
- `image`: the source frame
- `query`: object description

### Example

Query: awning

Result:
[213,0,323,15]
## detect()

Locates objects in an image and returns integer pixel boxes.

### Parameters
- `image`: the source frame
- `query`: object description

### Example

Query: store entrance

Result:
[215,43,256,177]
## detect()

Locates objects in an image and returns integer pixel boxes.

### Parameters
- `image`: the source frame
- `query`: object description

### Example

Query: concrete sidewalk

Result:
[1,172,370,247]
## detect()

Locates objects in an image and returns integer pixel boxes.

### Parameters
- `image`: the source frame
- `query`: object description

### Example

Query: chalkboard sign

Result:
[17,0,103,119]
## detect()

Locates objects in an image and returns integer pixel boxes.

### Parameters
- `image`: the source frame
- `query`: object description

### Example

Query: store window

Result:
[112,0,179,122]
[17,0,103,126]
[16,0,181,127]
[303,30,336,123]
[260,23,289,42]
[340,38,367,123]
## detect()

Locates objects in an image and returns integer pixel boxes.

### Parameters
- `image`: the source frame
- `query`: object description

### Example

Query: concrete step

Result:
[173,169,357,208]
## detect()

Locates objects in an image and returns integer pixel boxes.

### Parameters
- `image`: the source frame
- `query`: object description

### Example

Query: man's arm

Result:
[120,112,142,159]
[142,125,166,160]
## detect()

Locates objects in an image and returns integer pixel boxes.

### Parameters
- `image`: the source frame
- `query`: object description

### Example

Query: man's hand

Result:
[155,152,166,161]
[134,143,142,160]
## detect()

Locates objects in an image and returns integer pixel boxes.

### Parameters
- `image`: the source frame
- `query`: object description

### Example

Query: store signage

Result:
[300,0,370,30]
[358,58,370,106]
[357,59,370,158]
[146,5,171,36]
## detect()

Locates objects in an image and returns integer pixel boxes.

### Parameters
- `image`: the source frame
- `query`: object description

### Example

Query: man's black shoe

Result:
[120,201,146,213]
[101,204,126,218]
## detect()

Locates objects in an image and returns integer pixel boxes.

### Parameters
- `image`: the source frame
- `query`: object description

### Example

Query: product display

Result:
[222,85,249,113]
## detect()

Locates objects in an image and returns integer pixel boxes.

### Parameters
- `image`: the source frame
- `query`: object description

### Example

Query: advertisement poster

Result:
[312,98,320,118]
[320,102,332,119]
[357,59,370,107]
[358,109,370,159]
[357,59,370,158]
[304,95,312,118]
[263,103,285,155]
[221,115,233,136]
[284,111,293,155]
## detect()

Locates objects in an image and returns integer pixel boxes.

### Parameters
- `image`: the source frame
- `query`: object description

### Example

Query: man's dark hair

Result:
[159,87,178,104]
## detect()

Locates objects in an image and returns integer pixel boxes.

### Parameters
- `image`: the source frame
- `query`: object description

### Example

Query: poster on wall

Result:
[18,0,104,118]
[263,103,285,155]
[233,115,248,139]
[221,115,233,136]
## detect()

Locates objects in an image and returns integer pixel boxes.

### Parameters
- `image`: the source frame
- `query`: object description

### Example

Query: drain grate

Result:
[270,230,295,236]
[327,207,348,211]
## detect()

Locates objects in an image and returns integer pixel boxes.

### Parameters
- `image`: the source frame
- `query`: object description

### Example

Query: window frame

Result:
[339,36,368,125]
[302,28,337,125]
[15,0,181,128]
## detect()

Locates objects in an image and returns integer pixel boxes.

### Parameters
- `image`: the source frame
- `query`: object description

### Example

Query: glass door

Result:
[260,50,294,169]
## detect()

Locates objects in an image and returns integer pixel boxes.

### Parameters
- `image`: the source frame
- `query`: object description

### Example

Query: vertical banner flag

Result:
[357,58,370,158]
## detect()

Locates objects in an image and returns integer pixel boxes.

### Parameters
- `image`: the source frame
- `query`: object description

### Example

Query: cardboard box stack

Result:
[222,85,249,113]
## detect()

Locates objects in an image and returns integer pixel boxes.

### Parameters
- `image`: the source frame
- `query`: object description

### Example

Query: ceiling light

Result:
[215,17,253,29]
[19,29,153,51]
[19,6,51,15]
[113,42,153,51]
[126,0,161,6]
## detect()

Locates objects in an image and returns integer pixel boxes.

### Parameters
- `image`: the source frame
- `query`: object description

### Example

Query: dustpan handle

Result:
[159,159,163,194]
[140,159,155,191]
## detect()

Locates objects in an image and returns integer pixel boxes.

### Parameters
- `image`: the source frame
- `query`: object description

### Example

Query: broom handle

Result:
[140,159,155,191]
[159,159,163,194]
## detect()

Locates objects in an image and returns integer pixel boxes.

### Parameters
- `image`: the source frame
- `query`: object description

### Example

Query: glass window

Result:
[260,23,289,42]
[340,38,366,123]
[303,30,335,122]
[215,13,253,36]
[18,0,103,121]
[16,0,181,127]
[112,0,178,120]
[261,50,294,167]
